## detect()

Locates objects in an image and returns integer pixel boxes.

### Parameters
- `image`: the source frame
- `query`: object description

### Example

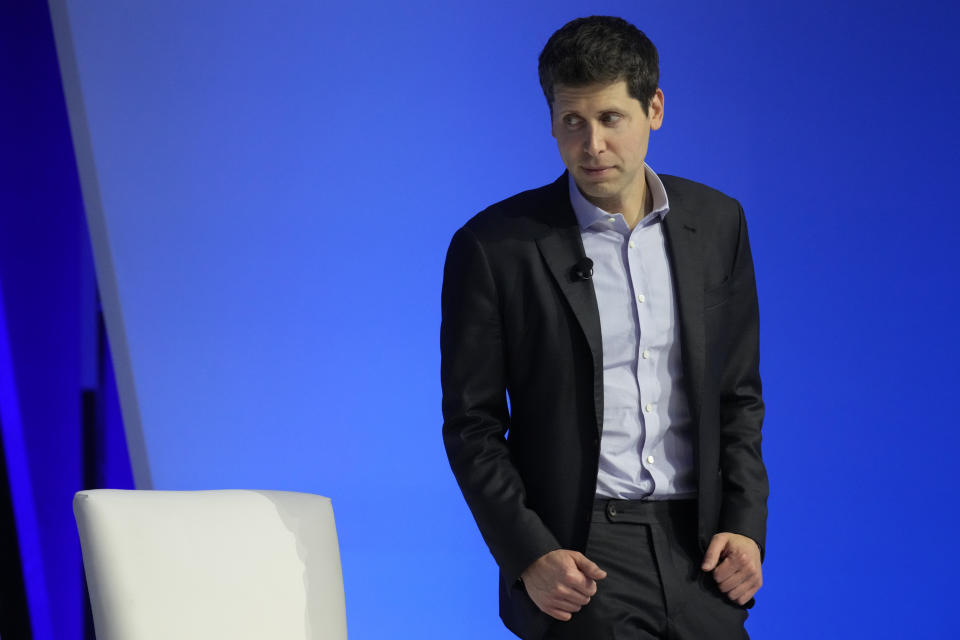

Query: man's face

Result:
[551,80,664,214]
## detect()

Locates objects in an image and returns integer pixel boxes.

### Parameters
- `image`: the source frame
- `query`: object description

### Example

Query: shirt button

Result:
[644,403,653,413]
[637,294,645,303]
[642,350,650,359]
[629,241,635,249]
[608,217,615,223]
[647,455,655,464]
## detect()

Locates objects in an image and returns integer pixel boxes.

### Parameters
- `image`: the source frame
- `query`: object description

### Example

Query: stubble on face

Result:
[551,81,663,222]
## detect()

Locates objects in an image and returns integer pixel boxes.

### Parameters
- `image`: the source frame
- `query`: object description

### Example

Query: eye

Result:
[600,112,623,125]
[562,114,583,128]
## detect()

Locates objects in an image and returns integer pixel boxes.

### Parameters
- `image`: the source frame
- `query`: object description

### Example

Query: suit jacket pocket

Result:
[704,276,733,309]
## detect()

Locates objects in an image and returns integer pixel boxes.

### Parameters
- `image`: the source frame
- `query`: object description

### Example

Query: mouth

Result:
[581,165,614,177]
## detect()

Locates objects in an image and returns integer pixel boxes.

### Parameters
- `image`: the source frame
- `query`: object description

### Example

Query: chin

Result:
[580,182,615,199]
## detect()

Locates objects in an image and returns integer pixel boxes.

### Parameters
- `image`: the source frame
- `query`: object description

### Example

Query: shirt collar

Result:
[568,163,670,231]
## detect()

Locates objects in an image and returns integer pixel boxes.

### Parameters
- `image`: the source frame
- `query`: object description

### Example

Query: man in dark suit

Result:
[441,16,767,640]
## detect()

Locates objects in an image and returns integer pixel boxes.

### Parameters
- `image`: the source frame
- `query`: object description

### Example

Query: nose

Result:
[583,124,605,156]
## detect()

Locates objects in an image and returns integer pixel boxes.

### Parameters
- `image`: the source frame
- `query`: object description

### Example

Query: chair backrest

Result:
[74,489,347,640]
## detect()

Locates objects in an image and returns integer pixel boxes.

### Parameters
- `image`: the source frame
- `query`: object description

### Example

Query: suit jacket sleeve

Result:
[441,225,561,586]
[716,205,768,556]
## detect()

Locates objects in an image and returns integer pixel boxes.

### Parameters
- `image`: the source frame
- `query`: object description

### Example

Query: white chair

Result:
[73,489,347,640]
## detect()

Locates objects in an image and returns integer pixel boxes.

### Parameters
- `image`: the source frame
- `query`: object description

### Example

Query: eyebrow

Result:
[557,107,623,117]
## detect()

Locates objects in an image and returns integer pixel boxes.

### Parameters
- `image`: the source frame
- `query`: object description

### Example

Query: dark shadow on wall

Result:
[0,421,31,639]
[0,2,136,639]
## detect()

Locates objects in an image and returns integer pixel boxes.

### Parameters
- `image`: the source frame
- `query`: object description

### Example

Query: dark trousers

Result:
[544,499,749,640]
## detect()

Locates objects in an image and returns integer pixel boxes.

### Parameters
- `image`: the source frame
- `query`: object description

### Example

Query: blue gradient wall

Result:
[42,0,960,638]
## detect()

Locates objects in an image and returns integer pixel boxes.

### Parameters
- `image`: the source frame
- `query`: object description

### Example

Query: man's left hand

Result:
[701,532,763,606]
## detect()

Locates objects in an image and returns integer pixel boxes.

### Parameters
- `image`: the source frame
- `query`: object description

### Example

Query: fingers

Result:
[562,581,595,604]
[554,552,601,598]
[716,562,762,605]
[711,554,740,583]
[711,542,763,605]
[701,534,728,571]
[539,585,592,621]
[543,607,573,621]
[544,554,606,620]
[726,578,761,605]
[573,551,608,581]
[561,570,597,599]
[522,549,601,620]
[558,570,596,600]
[554,592,590,612]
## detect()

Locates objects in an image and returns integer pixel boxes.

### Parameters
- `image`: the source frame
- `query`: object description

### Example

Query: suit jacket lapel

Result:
[531,175,707,433]
[534,177,604,434]
[662,187,706,422]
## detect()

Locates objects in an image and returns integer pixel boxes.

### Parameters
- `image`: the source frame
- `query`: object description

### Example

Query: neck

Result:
[621,178,651,229]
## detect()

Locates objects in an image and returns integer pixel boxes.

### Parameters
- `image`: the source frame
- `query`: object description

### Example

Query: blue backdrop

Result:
[19,0,960,637]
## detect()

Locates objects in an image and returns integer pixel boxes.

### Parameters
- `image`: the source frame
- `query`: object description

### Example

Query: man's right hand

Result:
[520,549,607,621]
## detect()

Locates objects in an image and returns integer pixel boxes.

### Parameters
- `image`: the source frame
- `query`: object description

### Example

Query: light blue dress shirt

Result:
[569,165,696,500]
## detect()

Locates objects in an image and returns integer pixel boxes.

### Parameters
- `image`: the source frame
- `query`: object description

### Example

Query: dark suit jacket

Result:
[440,172,768,639]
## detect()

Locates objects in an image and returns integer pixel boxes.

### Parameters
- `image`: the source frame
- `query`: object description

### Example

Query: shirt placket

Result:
[628,220,663,496]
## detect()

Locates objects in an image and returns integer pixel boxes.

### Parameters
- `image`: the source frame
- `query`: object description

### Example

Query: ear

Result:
[549,107,558,139]
[648,88,665,131]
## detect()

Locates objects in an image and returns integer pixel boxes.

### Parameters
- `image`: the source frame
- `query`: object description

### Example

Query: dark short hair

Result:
[538,16,660,114]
